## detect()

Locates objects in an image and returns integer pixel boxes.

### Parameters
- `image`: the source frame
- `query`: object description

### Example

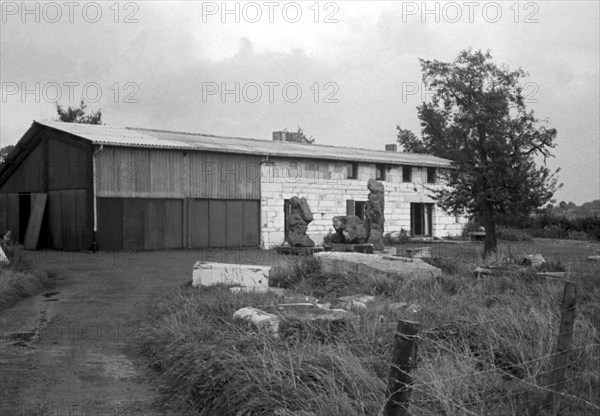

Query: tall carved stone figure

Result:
[286,196,315,247]
[365,179,385,250]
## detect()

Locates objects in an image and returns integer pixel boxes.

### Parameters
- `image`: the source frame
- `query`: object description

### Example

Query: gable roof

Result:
[20,120,453,167]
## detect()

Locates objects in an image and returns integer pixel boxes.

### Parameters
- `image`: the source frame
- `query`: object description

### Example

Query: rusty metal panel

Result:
[165,200,183,249]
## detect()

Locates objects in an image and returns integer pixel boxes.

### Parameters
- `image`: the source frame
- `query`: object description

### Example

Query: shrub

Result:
[496,226,533,242]
[322,232,335,244]
[383,229,410,245]
[462,218,483,238]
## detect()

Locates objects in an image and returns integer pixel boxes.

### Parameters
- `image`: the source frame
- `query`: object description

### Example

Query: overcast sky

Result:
[1,1,598,204]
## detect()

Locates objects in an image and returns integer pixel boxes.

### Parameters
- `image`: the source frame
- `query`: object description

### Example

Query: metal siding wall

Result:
[61,190,76,250]
[242,200,260,246]
[144,199,166,250]
[96,147,185,198]
[75,189,89,249]
[97,198,124,251]
[123,199,145,251]
[208,200,227,246]
[188,152,261,199]
[95,148,260,199]
[98,198,184,251]
[226,201,244,246]
[189,199,209,248]
[165,200,183,249]
[187,199,259,248]
[48,137,88,190]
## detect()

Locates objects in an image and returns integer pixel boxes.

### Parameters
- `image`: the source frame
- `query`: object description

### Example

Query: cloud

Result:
[1,2,598,203]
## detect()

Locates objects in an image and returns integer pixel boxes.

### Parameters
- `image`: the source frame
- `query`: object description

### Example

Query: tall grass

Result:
[0,243,48,312]
[140,252,600,415]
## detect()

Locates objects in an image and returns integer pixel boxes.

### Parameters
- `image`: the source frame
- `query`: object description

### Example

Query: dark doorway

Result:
[410,203,433,236]
[18,193,31,244]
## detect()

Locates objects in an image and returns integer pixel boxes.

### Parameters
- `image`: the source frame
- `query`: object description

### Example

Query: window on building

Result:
[375,164,386,181]
[347,199,366,220]
[402,165,412,182]
[427,167,436,184]
[347,162,358,179]
[355,201,366,219]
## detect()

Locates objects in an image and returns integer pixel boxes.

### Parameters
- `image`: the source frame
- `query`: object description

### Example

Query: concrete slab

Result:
[192,262,270,288]
[313,251,441,280]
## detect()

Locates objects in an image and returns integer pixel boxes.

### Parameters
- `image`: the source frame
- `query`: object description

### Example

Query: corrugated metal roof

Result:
[35,120,452,167]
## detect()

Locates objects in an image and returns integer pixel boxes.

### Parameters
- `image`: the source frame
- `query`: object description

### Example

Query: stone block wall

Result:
[260,158,466,247]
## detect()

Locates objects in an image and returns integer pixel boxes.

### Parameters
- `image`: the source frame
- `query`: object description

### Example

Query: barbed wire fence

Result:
[381,279,600,416]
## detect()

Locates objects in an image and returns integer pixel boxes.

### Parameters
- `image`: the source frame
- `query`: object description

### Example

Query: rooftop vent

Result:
[385,144,398,152]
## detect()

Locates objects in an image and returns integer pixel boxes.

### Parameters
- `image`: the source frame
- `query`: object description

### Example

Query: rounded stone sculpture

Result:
[331,215,368,244]
[365,178,385,250]
[287,196,315,247]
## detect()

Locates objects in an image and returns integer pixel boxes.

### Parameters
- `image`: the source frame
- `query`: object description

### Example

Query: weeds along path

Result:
[0,248,268,415]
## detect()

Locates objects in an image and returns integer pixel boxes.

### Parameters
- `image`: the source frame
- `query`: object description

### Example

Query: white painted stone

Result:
[0,246,9,265]
[522,254,546,268]
[192,262,270,288]
[233,307,280,335]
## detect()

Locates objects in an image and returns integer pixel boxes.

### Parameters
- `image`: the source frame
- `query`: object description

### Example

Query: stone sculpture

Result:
[331,215,368,244]
[287,196,315,247]
[365,179,385,250]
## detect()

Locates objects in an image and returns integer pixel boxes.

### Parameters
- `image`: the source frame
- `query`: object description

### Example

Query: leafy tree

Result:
[0,145,16,166]
[559,201,567,209]
[397,49,560,256]
[284,126,315,144]
[56,98,102,124]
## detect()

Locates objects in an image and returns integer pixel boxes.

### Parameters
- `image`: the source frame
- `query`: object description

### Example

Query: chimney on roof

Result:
[273,131,298,142]
[385,144,398,152]
[273,131,286,141]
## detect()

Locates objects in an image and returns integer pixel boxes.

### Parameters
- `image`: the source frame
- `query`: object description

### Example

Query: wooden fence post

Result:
[385,319,420,416]
[545,280,577,413]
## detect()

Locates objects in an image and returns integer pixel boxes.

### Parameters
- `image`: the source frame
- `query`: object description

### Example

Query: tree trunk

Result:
[480,200,497,257]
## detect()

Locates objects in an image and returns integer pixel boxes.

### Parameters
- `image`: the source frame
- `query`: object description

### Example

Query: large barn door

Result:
[188,199,259,248]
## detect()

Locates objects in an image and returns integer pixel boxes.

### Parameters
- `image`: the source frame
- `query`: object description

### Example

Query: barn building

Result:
[0,121,464,251]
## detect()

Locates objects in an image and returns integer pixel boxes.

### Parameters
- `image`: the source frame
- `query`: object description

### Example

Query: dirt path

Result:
[0,248,275,415]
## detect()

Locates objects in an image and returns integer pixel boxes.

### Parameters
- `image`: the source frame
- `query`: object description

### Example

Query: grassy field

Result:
[140,239,599,416]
